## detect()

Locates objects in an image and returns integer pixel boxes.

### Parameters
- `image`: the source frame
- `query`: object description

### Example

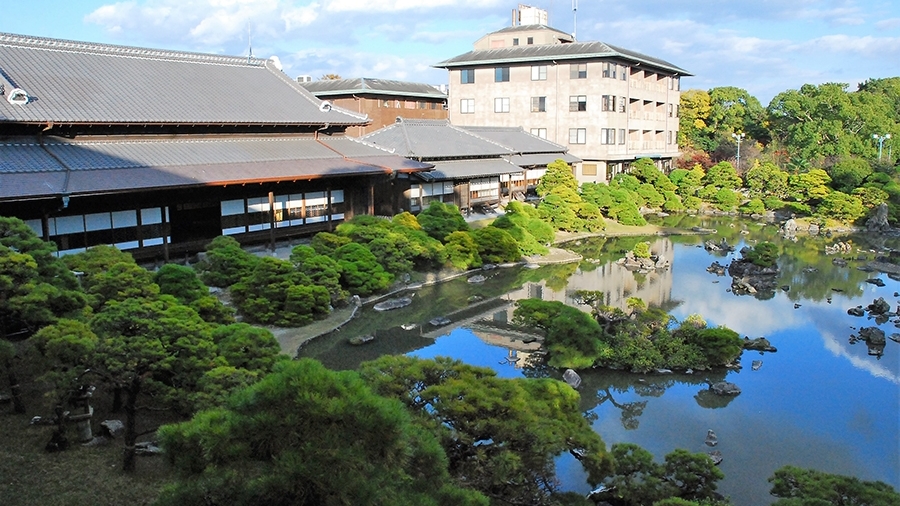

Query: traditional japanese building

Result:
[362,118,578,214]
[0,33,431,259]
[300,78,448,136]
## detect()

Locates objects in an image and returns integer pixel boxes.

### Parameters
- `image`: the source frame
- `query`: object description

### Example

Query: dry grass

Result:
[0,410,172,506]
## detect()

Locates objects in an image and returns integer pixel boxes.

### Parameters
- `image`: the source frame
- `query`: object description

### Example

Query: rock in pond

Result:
[848,306,865,317]
[743,337,777,352]
[563,369,582,389]
[705,429,718,447]
[429,316,451,327]
[373,296,412,311]
[708,450,723,465]
[751,360,763,371]
[348,335,375,346]
[467,274,486,284]
[710,382,742,396]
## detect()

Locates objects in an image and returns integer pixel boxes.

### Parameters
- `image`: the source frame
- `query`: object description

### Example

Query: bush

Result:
[743,241,780,267]
[154,264,207,304]
[334,243,393,296]
[633,242,651,259]
[472,227,521,264]
[713,188,739,210]
[661,191,685,212]
[417,201,469,241]
[196,236,259,287]
[682,196,702,210]
[740,198,766,215]
[444,231,481,270]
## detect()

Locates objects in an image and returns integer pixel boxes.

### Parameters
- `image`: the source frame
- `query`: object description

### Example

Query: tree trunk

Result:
[7,368,25,413]
[112,386,122,412]
[122,378,141,473]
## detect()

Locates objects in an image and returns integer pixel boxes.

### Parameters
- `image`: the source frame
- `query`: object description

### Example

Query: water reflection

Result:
[299,217,900,505]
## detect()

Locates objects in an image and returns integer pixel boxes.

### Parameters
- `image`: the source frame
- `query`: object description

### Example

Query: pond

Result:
[298,216,900,505]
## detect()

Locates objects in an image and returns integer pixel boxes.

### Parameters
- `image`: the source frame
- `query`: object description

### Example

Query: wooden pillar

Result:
[268,191,276,251]
[161,206,169,262]
[326,188,333,232]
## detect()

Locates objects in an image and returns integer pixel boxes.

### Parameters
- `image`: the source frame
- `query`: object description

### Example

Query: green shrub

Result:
[740,198,766,215]
[334,243,393,296]
[633,242,651,259]
[417,201,469,241]
[472,227,521,264]
[444,231,481,270]
[743,241,780,267]
[196,236,259,287]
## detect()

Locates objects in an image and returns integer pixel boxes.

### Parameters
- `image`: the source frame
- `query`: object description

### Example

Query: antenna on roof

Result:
[247,22,253,63]
[572,0,578,40]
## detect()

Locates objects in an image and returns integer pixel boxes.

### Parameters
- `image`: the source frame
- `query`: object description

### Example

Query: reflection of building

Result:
[500,238,675,318]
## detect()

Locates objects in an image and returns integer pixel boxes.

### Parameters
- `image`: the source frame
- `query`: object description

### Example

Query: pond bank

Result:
[262,220,703,356]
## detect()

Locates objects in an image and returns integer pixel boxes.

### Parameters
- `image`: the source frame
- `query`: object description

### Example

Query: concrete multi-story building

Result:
[300,78,448,137]
[435,15,691,183]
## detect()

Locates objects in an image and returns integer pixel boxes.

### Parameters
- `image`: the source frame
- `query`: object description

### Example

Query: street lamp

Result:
[732,132,745,171]
[873,134,891,161]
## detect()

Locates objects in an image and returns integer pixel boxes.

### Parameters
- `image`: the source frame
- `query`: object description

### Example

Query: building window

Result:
[527,37,534,44]
[569,128,586,144]
[531,96,546,112]
[530,128,547,139]
[494,67,510,82]
[461,69,475,84]
[619,129,626,144]
[621,67,628,81]
[513,38,519,46]
[569,95,587,112]
[383,99,391,108]
[602,62,617,79]
[601,128,616,145]
[531,65,547,81]
[668,104,674,117]
[668,131,673,144]
[494,97,510,113]
[418,101,427,109]
[619,97,626,113]
[570,63,587,79]
[404,100,415,109]
[602,95,616,112]
[583,163,597,176]
[460,99,475,114]
[674,77,680,90]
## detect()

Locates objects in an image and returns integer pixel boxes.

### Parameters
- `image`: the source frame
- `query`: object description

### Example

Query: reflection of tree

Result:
[597,388,648,430]
[575,368,730,430]
[516,262,579,291]
[694,388,738,409]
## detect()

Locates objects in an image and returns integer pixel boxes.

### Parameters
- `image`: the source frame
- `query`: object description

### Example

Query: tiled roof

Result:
[459,126,570,154]
[488,24,573,39]
[434,40,691,76]
[0,135,430,200]
[414,158,523,182]
[301,78,446,99]
[0,32,368,125]
[361,119,510,159]
[506,153,580,166]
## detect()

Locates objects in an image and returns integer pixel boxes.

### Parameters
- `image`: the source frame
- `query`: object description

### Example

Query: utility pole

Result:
[732,132,745,171]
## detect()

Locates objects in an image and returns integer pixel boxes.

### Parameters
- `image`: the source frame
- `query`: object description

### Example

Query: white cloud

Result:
[325,0,505,13]
[875,17,900,30]
[86,0,321,47]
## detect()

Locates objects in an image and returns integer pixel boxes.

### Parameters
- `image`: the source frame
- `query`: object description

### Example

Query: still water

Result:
[299,216,900,505]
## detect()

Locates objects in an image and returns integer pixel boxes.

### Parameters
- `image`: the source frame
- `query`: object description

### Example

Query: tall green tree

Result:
[768,466,900,506]
[359,355,613,505]
[157,359,487,506]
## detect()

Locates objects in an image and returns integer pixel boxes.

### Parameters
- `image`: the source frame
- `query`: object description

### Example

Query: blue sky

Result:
[2,0,898,104]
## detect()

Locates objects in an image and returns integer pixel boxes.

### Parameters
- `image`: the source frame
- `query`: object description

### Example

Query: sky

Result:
[1,0,899,105]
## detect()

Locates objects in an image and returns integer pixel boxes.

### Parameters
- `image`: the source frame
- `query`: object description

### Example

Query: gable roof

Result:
[434,39,691,76]
[0,32,368,126]
[459,126,568,154]
[301,78,446,100]
[361,119,510,159]
[489,24,574,38]
[0,135,431,201]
